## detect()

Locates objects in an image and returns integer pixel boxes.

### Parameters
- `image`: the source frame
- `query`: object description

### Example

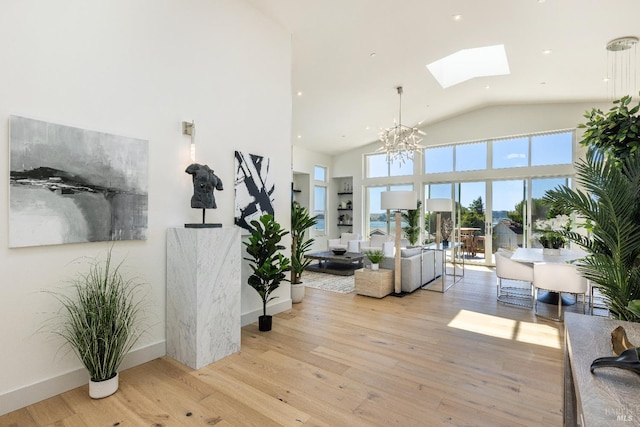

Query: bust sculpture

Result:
[185,163,223,227]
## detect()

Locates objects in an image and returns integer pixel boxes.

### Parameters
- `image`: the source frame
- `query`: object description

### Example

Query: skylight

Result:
[427,44,510,89]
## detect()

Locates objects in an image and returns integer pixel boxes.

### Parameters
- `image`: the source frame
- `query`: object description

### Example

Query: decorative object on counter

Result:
[185,163,223,228]
[291,203,318,303]
[234,151,275,233]
[44,247,148,398]
[611,325,636,356]
[243,214,290,331]
[590,347,640,374]
[332,248,347,255]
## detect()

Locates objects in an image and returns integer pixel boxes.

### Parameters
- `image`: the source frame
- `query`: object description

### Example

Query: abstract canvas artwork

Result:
[9,116,148,248]
[234,151,275,233]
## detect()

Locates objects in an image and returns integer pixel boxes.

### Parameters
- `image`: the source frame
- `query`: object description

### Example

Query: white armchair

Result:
[327,232,361,253]
[495,248,534,307]
[533,262,588,321]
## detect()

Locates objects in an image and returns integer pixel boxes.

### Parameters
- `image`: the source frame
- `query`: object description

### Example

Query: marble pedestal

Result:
[166,227,241,369]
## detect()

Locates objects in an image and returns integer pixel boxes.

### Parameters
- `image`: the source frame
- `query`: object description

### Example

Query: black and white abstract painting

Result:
[9,116,148,248]
[234,151,275,233]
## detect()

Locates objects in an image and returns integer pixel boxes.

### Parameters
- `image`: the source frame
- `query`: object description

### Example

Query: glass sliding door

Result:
[492,180,527,252]
[458,181,488,263]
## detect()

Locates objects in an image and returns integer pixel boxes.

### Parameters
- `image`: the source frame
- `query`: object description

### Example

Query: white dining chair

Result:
[533,262,588,321]
[495,248,534,307]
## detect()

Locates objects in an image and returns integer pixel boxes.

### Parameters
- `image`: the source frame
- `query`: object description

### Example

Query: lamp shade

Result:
[425,198,452,212]
[381,191,417,210]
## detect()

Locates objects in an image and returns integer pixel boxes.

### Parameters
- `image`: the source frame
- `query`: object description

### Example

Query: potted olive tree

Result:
[47,248,147,398]
[290,202,318,303]
[244,214,291,331]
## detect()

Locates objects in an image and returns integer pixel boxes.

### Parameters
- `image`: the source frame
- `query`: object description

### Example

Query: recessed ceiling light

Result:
[542,49,552,55]
[452,14,462,21]
[365,126,371,130]
[426,44,510,88]
[485,85,490,89]
[538,0,546,3]
[370,52,377,57]
[540,81,547,85]
[296,91,303,96]
[297,135,302,139]
[603,77,610,83]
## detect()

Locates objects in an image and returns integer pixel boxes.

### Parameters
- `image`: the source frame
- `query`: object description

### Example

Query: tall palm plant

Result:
[544,147,640,321]
[402,200,422,246]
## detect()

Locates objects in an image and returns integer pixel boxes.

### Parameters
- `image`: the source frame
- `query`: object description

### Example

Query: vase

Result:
[291,283,305,303]
[258,315,272,331]
[89,372,119,399]
[543,248,561,256]
[371,263,379,271]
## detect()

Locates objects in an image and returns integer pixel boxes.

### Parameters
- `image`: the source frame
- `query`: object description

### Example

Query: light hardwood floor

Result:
[1,266,569,426]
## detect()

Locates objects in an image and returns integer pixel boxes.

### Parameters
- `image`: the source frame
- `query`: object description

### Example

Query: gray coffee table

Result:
[305,251,364,276]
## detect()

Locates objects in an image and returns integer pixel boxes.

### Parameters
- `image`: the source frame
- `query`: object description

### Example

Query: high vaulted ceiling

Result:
[246,0,640,155]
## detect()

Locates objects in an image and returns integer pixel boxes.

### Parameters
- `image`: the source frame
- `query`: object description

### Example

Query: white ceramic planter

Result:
[291,283,305,303]
[371,263,379,271]
[542,248,561,256]
[89,372,119,399]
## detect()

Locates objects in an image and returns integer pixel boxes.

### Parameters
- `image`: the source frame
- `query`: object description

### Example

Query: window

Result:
[493,137,528,169]
[365,153,413,178]
[314,166,326,182]
[531,133,572,166]
[456,141,487,171]
[425,146,453,173]
[314,186,326,233]
[366,184,413,236]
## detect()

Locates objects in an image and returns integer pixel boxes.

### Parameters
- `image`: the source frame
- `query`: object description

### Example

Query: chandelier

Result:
[377,86,425,164]
[606,36,638,99]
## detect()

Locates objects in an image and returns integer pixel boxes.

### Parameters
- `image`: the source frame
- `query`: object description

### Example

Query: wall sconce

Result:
[182,120,195,162]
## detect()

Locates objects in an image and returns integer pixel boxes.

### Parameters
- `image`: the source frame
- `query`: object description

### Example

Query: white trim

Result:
[0,341,165,416]
[241,298,292,327]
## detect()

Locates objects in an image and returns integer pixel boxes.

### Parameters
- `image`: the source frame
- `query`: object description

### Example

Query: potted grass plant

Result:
[47,248,147,398]
[365,249,385,270]
[290,202,318,303]
[244,214,291,331]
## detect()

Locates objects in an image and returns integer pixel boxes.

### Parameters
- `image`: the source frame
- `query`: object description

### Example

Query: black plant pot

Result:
[258,315,272,332]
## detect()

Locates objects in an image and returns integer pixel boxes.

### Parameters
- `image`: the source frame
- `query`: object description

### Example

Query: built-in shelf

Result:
[337,208,352,211]
[337,224,353,227]
[337,192,352,195]
[292,189,301,193]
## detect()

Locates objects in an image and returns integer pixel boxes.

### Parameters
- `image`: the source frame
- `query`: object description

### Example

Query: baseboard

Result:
[241,298,292,326]
[0,340,166,416]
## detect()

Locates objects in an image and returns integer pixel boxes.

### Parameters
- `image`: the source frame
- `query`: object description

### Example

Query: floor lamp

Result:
[381,190,418,296]
[425,198,453,246]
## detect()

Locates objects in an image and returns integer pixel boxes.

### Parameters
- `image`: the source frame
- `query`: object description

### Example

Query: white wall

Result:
[0,0,291,414]
[333,101,612,238]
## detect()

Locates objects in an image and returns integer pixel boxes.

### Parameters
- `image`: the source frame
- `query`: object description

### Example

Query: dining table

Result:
[510,247,587,306]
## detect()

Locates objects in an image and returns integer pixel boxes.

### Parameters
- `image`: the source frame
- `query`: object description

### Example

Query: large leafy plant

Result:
[48,249,147,381]
[244,214,291,317]
[579,94,640,163]
[290,203,318,285]
[544,147,640,321]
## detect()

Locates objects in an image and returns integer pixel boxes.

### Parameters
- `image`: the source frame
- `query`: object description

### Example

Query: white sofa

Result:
[359,234,395,257]
[327,232,361,253]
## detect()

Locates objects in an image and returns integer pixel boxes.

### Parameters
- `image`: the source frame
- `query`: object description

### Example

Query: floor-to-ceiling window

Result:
[366,183,414,237]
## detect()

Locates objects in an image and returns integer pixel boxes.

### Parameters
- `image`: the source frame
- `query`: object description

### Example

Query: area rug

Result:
[301,271,355,294]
